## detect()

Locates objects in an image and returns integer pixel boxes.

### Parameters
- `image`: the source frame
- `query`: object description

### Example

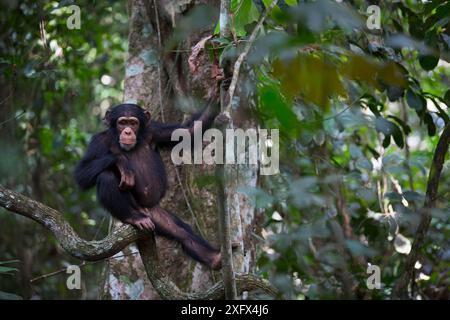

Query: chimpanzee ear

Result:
[103,110,112,127]
[144,110,151,123]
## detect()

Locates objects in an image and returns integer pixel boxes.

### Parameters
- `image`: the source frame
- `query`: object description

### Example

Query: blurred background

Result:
[0,0,449,300]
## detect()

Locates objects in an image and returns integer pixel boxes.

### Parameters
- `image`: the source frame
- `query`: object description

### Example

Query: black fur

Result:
[74,100,220,268]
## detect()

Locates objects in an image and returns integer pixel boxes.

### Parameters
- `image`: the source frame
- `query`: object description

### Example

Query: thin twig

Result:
[401,100,414,191]
[224,0,279,117]
[0,91,13,106]
[217,0,237,300]
[0,111,26,128]
[92,216,106,241]
[153,0,165,122]
[29,252,139,284]
[175,166,206,235]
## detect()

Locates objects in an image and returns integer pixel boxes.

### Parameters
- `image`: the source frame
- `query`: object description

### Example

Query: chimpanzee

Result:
[74,91,222,270]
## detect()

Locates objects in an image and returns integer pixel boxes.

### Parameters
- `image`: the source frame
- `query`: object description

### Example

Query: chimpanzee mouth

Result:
[119,141,136,151]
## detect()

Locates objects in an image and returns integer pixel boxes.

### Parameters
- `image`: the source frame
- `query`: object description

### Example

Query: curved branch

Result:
[0,185,278,299]
[0,185,140,261]
[393,122,450,299]
[137,236,279,299]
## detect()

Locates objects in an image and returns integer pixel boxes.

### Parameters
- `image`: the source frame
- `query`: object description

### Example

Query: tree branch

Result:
[392,122,450,299]
[0,185,278,299]
[137,236,278,299]
[0,185,139,261]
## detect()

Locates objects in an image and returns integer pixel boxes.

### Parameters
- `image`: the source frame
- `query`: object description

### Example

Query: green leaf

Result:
[385,192,403,202]
[375,117,395,136]
[419,55,439,71]
[376,118,404,148]
[392,124,404,148]
[231,0,260,37]
[442,34,450,49]
[444,89,450,107]
[259,85,300,133]
[407,12,423,39]
[272,54,346,110]
[356,157,373,171]
[0,266,18,273]
[387,115,412,135]
[0,260,20,265]
[213,21,220,35]
[424,112,437,136]
[406,89,425,111]
[349,144,363,159]
[403,191,425,204]
[382,135,391,148]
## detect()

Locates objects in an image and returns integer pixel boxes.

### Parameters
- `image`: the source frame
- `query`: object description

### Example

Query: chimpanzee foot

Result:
[210,252,222,271]
[208,243,240,270]
[125,213,155,231]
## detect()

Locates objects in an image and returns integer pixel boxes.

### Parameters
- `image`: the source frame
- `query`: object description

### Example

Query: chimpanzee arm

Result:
[74,132,117,190]
[149,94,220,148]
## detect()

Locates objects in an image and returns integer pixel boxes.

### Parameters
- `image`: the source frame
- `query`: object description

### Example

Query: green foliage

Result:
[0,0,127,299]
[231,0,260,37]
[221,0,450,299]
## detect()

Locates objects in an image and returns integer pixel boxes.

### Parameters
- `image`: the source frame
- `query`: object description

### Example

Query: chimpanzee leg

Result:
[149,206,221,270]
[96,171,155,230]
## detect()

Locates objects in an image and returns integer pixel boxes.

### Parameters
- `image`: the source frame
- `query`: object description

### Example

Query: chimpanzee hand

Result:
[221,77,232,91]
[118,169,135,191]
[214,111,231,126]
[116,155,135,191]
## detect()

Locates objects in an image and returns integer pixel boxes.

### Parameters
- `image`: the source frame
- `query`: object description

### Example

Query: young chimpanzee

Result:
[74,92,222,270]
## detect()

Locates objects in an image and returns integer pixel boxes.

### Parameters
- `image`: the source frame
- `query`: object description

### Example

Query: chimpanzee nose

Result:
[124,128,132,135]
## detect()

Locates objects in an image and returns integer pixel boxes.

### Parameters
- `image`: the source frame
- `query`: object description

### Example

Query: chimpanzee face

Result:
[104,104,151,151]
[117,116,140,151]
